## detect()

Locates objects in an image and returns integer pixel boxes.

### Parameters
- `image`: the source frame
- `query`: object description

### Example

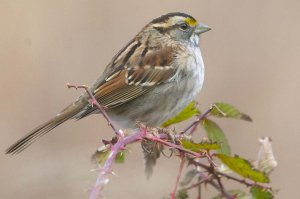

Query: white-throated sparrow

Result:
[6,12,210,154]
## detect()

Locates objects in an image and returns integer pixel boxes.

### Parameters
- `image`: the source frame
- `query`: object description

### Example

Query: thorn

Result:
[102,139,111,146]
[90,168,100,172]
[120,146,126,150]
[88,99,94,107]
[101,178,110,185]
[111,171,118,177]
[117,129,125,138]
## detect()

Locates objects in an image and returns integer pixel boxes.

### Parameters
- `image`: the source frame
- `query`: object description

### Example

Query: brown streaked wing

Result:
[92,46,176,109]
[89,39,141,93]
[126,47,176,86]
[93,70,152,108]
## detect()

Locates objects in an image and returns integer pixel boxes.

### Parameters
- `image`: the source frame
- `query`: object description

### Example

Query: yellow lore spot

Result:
[184,18,198,27]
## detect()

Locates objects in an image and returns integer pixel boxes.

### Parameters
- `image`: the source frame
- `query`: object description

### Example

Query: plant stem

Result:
[67,83,119,135]
[208,180,233,199]
[179,176,212,192]
[89,128,147,199]
[182,107,212,134]
[146,135,205,158]
[197,183,201,199]
[190,159,271,190]
[170,154,185,199]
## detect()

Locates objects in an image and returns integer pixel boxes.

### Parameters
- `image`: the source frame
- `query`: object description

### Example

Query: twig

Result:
[197,179,201,199]
[66,83,119,135]
[182,107,212,134]
[89,128,147,199]
[67,83,148,199]
[179,175,212,192]
[208,180,233,199]
[215,176,230,199]
[190,159,272,190]
[87,125,212,199]
[192,173,233,199]
[170,154,185,199]
[205,152,217,167]
[66,84,268,197]
[146,134,205,158]
[217,170,272,190]
[209,158,229,198]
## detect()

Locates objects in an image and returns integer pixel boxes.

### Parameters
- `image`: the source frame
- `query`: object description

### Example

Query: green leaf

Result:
[176,190,189,199]
[217,154,270,183]
[161,101,200,127]
[91,145,110,165]
[180,169,198,186]
[211,102,252,121]
[115,151,126,163]
[91,146,127,164]
[141,140,163,179]
[181,139,219,152]
[212,189,250,199]
[251,187,273,199]
[202,119,231,155]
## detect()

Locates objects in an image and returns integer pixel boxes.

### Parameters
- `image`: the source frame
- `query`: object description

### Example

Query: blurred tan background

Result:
[1,0,299,198]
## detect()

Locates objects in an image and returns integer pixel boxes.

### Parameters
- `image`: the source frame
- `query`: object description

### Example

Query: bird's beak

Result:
[195,23,211,35]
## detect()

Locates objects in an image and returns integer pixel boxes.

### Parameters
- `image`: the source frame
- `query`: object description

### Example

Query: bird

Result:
[6,12,211,154]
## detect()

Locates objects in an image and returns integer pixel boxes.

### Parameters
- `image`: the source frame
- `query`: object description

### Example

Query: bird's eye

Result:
[179,23,189,31]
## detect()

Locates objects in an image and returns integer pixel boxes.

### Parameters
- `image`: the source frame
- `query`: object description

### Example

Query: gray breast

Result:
[107,47,204,128]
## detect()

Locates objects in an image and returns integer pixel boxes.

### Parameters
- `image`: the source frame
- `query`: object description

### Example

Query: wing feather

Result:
[78,42,177,118]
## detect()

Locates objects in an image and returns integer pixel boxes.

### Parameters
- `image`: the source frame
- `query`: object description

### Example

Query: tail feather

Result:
[6,102,84,154]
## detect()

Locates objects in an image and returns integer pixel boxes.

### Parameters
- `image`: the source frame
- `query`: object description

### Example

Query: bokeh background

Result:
[1,0,299,198]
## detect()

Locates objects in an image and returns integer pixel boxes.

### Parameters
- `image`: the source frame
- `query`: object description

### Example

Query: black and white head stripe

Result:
[151,12,196,24]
